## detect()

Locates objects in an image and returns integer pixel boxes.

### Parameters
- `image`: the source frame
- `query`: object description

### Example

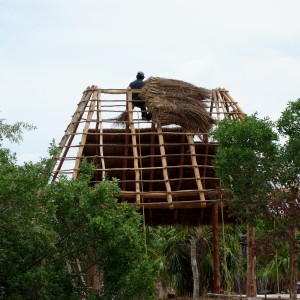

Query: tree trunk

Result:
[246,225,257,297]
[88,252,102,294]
[191,237,200,300]
[289,225,298,300]
[212,203,221,294]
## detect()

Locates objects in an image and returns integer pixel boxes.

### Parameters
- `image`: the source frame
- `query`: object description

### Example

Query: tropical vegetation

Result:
[0,98,299,299]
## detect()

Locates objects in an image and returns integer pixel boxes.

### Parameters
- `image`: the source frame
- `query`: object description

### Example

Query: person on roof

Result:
[128,71,152,121]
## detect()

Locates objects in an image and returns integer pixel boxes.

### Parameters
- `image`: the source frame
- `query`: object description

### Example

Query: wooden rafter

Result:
[73,89,98,179]
[127,91,141,207]
[157,127,174,209]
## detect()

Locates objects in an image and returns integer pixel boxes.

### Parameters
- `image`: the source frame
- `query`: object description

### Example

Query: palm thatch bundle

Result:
[141,77,214,132]
[114,77,215,133]
[113,110,128,125]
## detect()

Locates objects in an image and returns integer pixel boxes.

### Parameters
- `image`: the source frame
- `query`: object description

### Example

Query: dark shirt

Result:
[129,79,145,100]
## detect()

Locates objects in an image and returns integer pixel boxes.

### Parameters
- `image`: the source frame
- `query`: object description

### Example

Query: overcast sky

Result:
[1,0,300,164]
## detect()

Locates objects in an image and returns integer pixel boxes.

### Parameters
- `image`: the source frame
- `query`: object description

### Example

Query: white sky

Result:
[1,0,300,164]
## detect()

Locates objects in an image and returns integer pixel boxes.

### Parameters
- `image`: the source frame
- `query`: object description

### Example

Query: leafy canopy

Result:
[210,114,279,224]
[0,118,157,299]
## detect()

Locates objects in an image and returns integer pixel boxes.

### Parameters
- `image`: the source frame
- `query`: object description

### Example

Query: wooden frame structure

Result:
[51,85,245,226]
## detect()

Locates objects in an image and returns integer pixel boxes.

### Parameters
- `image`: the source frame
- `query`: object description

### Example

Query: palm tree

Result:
[148,225,193,297]
[148,224,245,297]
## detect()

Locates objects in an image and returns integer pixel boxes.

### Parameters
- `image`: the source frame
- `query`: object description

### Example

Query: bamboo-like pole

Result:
[186,134,206,207]
[157,127,174,209]
[175,134,186,191]
[120,189,220,198]
[58,89,93,150]
[222,92,246,120]
[201,133,209,189]
[148,124,157,222]
[216,90,228,116]
[208,91,214,118]
[212,203,221,293]
[97,90,106,180]
[72,89,98,179]
[125,199,219,209]
[127,90,141,207]
[51,89,93,182]
[121,94,130,201]
[212,90,222,121]
[100,89,129,94]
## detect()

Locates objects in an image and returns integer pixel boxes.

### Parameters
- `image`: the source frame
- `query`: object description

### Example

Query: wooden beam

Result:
[96,90,106,180]
[157,127,174,209]
[127,90,141,207]
[72,90,98,179]
[120,189,221,198]
[186,134,206,207]
[51,88,93,182]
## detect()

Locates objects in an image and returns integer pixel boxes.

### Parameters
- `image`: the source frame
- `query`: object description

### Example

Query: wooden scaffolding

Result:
[51,85,245,226]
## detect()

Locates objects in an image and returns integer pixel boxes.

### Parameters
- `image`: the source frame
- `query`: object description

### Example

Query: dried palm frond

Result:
[141,77,214,132]
[113,77,215,132]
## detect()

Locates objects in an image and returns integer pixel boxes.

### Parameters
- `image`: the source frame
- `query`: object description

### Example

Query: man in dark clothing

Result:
[128,71,152,121]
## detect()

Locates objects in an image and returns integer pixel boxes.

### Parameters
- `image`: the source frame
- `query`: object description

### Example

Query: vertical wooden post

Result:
[289,225,298,300]
[246,225,257,297]
[212,203,221,294]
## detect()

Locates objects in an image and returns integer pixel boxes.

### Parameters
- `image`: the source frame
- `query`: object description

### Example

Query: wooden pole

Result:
[51,89,93,182]
[246,225,257,297]
[157,127,174,209]
[97,90,106,180]
[127,90,141,207]
[212,203,221,294]
[73,90,98,179]
[186,134,206,207]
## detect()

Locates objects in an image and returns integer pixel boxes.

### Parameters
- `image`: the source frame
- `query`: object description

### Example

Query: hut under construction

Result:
[51,77,246,226]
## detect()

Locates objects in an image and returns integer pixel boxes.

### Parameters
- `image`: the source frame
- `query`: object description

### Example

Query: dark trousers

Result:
[132,99,147,118]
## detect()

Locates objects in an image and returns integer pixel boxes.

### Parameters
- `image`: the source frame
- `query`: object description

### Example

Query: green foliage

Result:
[0,118,36,144]
[277,98,300,184]
[148,225,193,296]
[210,114,279,224]
[277,99,300,137]
[148,225,245,296]
[0,118,157,299]
[43,162,158,299]
[210,104,300,294]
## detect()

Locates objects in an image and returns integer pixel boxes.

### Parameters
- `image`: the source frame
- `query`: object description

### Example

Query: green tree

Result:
[148,225,244,298]
[211,114,279,224]
[46,167,158,300]
[148,225,193,297]
[0,120,75,299]
[211,114,279,297]
[275,98,300,299]
[0,118,158,299]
